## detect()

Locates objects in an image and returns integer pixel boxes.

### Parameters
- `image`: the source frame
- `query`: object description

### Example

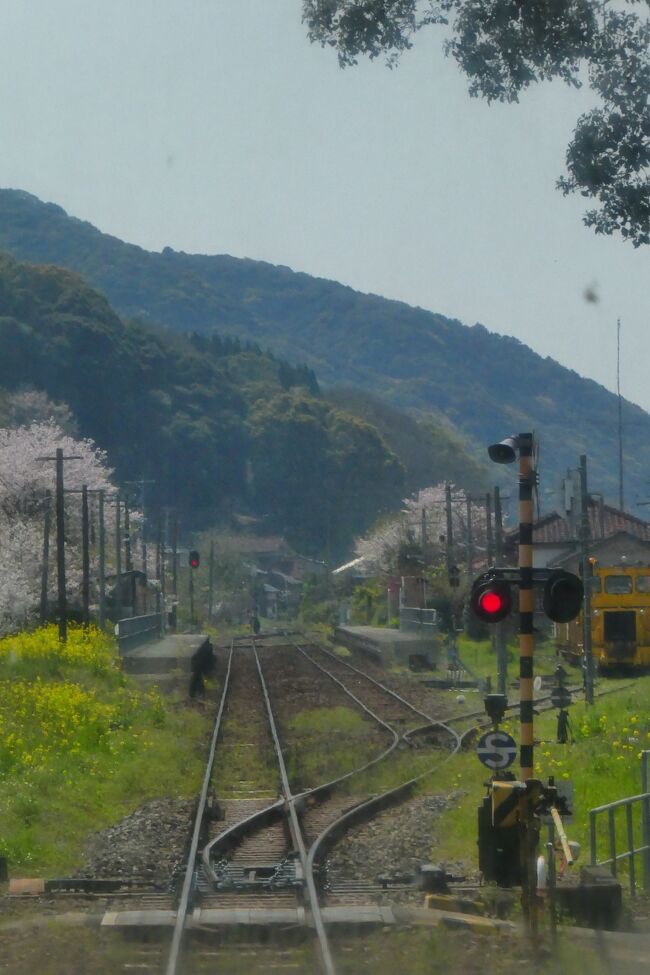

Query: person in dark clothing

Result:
[189,637,215,698]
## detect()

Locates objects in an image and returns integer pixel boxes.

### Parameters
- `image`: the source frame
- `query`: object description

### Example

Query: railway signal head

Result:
[448,564,460,588]
[488,436,518,465]
[470,574,513,623]
[189,549,200,569]
[543,570,583,623]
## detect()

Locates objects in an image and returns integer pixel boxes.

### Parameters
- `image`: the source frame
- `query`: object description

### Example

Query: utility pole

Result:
[444,483,457,668]
[208,538,215,622]
[65,485,105,626]
[55,449,67,641]
[156,513,162,615]
[124,478,155,574]
[98,490,106,629]
[189,557,195,627]
[114,497,123,623]
[579,455,595,704]
[485,492,494,565]
[172,514,179,596]
[465,495,473,573]
[81,485,90,626]
[40,490,52,624]
[160,512,167,611]
[124,502,133,573]
[494,486,507,696]
[37,448,82,642]
[617,318,624,511]
[445,482,453,572]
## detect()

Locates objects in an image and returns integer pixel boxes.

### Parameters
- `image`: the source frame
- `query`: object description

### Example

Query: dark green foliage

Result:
[0,254,248,518]
[248,390,404,556]
[0,190,649,504]
[326,387,487,495]
[0,252,407,556]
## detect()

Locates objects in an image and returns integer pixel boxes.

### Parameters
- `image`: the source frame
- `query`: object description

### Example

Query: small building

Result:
[503,500,650,569]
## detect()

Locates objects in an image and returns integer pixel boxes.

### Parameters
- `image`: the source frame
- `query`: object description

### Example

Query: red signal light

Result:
[479,591,505,616]
[189,549,200,569]
[470,576,512,623]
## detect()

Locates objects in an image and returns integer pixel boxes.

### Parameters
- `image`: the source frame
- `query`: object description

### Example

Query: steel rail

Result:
[293,634,448,727]
[163,642,235,975]
[197,636,462,974]
[304,719,464,896]
[202,642,403,880]
[305,714,471,892]
[252,645,337,975]
[292,639,463,894]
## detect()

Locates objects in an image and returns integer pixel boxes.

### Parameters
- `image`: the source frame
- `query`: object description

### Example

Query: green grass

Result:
[456,634,562,681]
[430,676,650,879]
[211,709,278,797]
[286,707,380,789]
[0,625,211,873]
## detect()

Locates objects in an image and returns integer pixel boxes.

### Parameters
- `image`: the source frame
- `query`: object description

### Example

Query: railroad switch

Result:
[416,864,455,893]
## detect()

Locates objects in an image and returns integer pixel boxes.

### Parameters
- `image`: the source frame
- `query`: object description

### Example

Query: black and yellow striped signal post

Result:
[479,437,584,932]
[517,433,540,928]
[487,432,539,929]
[518,433,535,780]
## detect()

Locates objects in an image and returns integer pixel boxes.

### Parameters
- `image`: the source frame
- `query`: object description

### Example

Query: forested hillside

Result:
[0,252,481,558]
[0,189,646,504]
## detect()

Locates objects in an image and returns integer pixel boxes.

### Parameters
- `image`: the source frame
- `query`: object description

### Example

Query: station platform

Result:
[120,632,207,687]
[334,625,440,668]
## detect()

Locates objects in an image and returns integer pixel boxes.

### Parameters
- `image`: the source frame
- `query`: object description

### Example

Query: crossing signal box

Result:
[189,550,200,569]
[543,570,584,623]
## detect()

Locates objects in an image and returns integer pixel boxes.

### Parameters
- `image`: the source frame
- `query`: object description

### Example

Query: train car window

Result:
[636,575,650,592]
[604,611,636,642]
[604,575,633,594]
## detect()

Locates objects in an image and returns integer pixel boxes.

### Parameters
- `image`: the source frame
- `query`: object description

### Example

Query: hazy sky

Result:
[1,1,648,409]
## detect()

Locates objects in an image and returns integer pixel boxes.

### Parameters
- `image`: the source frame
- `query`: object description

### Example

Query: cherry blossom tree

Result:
[0,421,118,632]
[354,482,492,574]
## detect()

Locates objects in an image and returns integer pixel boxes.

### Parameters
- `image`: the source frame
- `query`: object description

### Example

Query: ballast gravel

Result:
[75,797,194,889]
[325,793,467,903]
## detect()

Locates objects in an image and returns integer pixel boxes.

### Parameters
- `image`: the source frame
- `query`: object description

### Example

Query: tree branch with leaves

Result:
[303,0,650,245]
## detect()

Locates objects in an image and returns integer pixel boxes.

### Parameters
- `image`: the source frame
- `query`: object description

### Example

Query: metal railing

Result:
[589,751,650,894]
[116,612,164,654]
[399,607,437,633]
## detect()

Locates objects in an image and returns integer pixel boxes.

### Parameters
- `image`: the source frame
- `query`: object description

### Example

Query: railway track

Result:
[155,632,464,975]
[12,628,624,973]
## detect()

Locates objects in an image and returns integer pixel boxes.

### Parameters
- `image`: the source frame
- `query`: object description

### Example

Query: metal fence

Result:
[589,751,650,894]
[399,607,437,633]
[116,612,164,655]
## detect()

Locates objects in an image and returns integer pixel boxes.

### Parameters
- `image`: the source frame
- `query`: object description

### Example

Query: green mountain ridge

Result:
[0,251,483,558]
[0,188,647,506]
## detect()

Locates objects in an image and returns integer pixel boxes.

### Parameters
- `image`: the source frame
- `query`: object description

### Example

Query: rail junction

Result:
[98,630,472,974]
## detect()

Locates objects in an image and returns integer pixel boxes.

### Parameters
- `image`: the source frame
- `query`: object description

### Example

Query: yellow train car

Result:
[558,564,650,672]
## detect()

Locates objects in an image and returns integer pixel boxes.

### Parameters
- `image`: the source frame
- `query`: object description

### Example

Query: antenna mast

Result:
[617,318,624,511]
